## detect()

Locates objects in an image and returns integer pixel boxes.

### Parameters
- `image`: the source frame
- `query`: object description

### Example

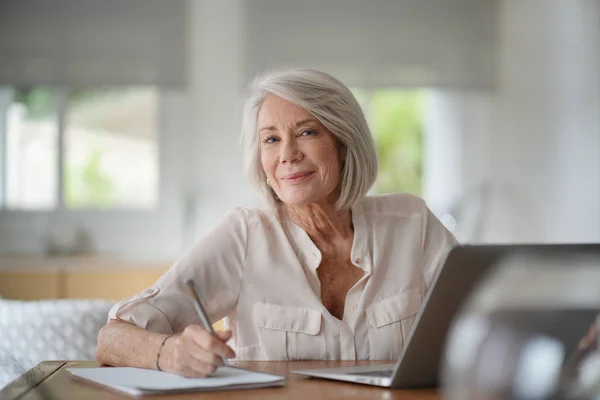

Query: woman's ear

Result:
[266,176,281,202]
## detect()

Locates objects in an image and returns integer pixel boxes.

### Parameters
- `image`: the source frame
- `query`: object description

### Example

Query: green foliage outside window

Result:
[370,89,424,196]
[11,88,117,208]
[65,148,116,208]
[14,88,55,120]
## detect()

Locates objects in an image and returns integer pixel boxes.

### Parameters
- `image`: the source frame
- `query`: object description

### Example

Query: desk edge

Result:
[0,361,66,400]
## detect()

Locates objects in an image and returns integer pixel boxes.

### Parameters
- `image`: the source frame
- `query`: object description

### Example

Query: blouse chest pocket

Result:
[253,302,325,360]
[366,287,422,360]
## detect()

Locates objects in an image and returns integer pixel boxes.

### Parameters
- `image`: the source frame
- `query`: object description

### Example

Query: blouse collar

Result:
[279,199,371,274]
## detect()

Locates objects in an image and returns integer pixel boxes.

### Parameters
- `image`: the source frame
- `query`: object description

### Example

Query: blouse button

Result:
[354,258,361,264]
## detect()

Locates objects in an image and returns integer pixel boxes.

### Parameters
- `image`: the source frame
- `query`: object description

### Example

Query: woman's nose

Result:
[280,139,302,164]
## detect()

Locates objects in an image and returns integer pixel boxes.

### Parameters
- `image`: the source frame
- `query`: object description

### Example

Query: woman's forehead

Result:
[257,94,312,125]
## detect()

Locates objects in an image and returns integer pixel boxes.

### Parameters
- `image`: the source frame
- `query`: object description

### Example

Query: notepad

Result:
[68,366,286,396]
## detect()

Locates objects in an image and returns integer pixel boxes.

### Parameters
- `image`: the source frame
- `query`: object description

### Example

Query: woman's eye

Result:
[263,136,277,144]
[301,129,316,136]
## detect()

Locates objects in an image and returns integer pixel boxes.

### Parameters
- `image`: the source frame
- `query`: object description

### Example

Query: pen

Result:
[184,279,229,366]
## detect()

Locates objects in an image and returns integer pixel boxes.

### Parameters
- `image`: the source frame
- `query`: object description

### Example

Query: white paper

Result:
[68,366,285,395]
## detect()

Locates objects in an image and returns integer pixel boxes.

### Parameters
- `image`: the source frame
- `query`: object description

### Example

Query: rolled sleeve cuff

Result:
[107,286,173,334]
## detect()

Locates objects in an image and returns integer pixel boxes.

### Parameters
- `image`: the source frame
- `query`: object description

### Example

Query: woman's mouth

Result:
[281,171,315,183]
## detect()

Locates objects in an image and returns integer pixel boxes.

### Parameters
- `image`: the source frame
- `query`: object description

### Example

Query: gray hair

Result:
[241,68,378,210]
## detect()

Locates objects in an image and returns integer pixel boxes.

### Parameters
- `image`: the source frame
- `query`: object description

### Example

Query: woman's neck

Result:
[285,201,353,244]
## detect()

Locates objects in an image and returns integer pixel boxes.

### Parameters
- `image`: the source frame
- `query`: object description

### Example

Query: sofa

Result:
[0,298,114,388]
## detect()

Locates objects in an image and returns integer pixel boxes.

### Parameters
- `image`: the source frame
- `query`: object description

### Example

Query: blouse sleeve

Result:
[107,208,250,334]
[421,202,459,291]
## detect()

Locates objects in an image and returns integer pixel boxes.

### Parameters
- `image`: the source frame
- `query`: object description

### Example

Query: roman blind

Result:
[0,0,187,87]
[246,0,497,89]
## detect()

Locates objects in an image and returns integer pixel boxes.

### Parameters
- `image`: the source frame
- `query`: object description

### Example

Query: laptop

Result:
[291,243,600,388]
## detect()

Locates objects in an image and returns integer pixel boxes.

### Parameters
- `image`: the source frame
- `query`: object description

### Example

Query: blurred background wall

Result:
[0,0,598,267]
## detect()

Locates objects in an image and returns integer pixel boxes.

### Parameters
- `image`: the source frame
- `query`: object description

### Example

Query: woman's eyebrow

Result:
[259,125,276,133]
[259,118,318,133]
[294,118,318,127]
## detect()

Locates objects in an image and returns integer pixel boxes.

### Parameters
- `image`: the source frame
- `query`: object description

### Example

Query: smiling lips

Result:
[281,171,315,183]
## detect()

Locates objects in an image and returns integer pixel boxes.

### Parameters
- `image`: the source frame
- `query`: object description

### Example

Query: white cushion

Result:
[0,299,113,388]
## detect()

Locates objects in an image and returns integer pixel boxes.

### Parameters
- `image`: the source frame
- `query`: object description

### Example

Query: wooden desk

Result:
[1,360,440,400]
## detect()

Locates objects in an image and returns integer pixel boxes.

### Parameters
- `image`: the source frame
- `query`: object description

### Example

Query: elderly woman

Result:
[96,68,457,377]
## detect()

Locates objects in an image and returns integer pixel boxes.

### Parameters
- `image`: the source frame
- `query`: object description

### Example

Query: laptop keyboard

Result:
[346,369,393,378]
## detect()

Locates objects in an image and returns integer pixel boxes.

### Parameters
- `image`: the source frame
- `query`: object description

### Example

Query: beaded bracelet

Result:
[156,335,171,371]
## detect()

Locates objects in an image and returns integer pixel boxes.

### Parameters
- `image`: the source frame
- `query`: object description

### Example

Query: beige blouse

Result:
[108,193,457,360]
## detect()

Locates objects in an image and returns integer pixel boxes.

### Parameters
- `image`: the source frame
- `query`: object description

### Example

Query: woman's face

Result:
[258,94,342,206]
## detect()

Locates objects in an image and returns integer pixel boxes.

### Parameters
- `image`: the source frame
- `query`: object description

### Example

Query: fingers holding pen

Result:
[161,325,236,377]
[169,281,235,377]
[186,325,236,360]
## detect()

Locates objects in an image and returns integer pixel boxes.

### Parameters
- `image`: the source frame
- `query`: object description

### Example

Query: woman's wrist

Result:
[156,335,174,371]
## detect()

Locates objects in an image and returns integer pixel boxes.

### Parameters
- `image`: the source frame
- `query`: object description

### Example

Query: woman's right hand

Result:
[159,325,236,377]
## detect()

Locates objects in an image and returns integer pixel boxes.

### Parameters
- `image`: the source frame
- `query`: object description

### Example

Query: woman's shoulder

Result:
[359,193,427,217]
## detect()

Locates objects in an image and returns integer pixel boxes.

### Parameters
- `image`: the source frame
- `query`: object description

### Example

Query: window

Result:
[1,87,59,210]
[0,0,186,258]
[353,88,425,196]
[0,86,159,210]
